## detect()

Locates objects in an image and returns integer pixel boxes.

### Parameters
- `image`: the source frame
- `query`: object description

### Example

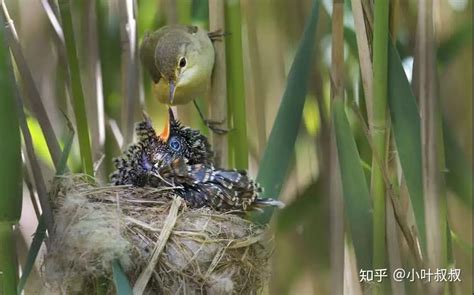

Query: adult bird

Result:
[140,24,226,133]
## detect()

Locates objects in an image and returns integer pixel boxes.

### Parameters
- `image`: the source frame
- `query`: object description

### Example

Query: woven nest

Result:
[44,174,272,294]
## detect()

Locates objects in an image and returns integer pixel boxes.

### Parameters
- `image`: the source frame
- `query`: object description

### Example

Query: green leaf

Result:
[387,41,426,251]
[333,99,373,270]
[255,0,320,224]
[112,260,133,295]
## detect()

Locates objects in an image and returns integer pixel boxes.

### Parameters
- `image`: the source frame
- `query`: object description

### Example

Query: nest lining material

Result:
[44,174,272,294]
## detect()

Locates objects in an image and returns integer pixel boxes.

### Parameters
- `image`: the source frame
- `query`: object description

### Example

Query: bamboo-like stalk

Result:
[386,3,405,294]
[224,0,248,169]
[58,0,94,176]
[0,226,17,294]
[416,0,447,293]
[208,0,228,168]
[330,0,344,294]
[0,7,22,292]
[371,0,389,281]
[0,106,19,291]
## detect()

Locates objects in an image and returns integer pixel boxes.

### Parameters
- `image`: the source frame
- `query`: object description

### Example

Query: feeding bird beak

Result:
[168,80,176,104]
[159,108,176,142]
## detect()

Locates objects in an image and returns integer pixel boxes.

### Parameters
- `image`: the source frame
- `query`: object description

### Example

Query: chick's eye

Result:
[179,57,187,68]
[169,137,182,152]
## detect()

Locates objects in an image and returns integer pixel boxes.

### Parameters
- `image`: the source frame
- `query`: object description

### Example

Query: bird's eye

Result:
[169,136,182,152]
[179,57,187,68]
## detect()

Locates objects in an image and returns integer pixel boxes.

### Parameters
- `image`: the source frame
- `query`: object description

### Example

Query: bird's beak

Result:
[168,80,176,104]
[159,107,176,142]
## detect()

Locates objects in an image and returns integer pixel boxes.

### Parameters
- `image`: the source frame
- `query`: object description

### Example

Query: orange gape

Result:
[159,117,170,142]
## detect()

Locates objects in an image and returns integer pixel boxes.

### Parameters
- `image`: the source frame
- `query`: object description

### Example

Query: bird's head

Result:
[154,33,196,104]
[159,108,186,156]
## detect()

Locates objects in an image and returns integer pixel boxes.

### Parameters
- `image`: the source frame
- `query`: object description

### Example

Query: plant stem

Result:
[58,0,94,175]
[417,0,447,293]
[208,0,228,168]
[371,0,389,279]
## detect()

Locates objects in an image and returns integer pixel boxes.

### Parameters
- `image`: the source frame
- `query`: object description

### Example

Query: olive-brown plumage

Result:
[140,25,215,105]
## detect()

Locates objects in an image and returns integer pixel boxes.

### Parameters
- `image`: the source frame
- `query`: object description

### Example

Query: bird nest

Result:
[44,174,272,294]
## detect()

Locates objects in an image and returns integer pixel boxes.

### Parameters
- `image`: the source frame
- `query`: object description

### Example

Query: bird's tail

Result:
[252,198,285,209]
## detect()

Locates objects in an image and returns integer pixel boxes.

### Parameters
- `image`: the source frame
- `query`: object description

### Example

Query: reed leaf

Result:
[255,0,320,224]
[387,41,426,251]
[58,0,94,176]
[333,99,373,270]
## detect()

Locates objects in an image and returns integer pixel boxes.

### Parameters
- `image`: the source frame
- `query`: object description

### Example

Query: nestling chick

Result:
[111,108,284,211]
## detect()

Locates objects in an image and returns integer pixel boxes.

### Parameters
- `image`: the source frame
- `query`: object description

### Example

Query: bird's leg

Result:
[193,100,230,135]
[208,29,230,42]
